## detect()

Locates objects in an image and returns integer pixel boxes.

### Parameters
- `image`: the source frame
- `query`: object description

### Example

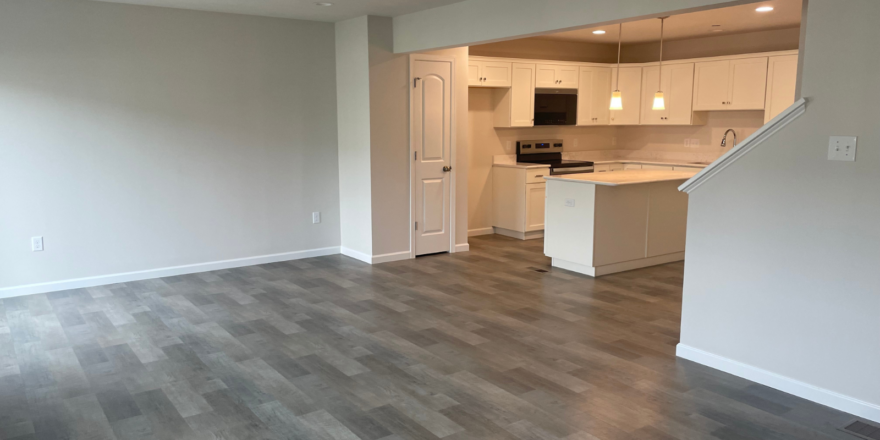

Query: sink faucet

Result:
[721,129,737,148]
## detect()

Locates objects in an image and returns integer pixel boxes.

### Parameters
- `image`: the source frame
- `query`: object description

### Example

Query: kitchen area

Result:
[467,0,801,276]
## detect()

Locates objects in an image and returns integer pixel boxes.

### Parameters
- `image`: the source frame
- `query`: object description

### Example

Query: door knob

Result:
[442,166,452,172]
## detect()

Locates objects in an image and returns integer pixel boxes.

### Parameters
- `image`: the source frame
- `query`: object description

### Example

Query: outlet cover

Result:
[564,198,576,208]
[312,212,321,224]
[32,236,44,252]
[828,136,857,162]
[690,139,700,148]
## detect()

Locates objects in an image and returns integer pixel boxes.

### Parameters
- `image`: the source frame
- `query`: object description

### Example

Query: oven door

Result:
[551,166,594,175]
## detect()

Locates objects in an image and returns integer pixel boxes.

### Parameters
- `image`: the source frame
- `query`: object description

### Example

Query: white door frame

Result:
[409,53,457,259]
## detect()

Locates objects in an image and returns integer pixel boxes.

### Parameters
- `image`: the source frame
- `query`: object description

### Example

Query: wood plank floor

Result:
[0,235,859,440]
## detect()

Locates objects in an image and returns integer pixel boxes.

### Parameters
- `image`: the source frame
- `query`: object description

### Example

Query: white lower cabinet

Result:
[492,166,548,239]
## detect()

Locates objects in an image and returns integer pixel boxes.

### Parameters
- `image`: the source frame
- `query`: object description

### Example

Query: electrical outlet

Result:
[32,236,44,252]
[312,212,321,224]
[564,198,576,208]
[828,136,857,162]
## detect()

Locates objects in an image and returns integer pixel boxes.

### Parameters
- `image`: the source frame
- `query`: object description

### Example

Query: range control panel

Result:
[516,139,563,155]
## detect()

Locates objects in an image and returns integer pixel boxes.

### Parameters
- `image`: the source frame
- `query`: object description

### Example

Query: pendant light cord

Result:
[615,23,622,90]
[658,17,665,91]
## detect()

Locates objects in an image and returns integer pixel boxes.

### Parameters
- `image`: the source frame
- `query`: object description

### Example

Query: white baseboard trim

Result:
[494,227,544,241]
[551,252,684,277]
[454,243,470,253]
[468,227,494,237]
[340,248,412,265]
[372,251,412,264]
[340,247,372,264]
[676,344,880,423]
[0,246,341,299]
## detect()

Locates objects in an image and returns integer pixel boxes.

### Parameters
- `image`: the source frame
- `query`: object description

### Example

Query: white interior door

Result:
[413,59,453,256]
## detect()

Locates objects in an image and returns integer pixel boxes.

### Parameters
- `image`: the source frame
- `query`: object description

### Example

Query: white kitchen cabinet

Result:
[493,63,535,128]
[577,67,612,125]
[640,63,695,125]
[610,67,642,125]
[693,57,768,111]
[469,60,512,88]
[764,54,798,123]
[525,183,546,232]
[623,164,642,170]
[492,166,548,239]
[536,64,579,89]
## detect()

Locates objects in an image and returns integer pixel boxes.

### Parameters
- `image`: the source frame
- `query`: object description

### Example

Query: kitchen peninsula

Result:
[543,169,698,276]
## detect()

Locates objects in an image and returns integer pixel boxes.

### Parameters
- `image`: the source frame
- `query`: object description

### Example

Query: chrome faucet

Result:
[721,129,737,148]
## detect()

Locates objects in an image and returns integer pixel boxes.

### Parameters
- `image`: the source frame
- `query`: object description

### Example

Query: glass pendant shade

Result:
[652,91,666,110]
[610,91,623,110]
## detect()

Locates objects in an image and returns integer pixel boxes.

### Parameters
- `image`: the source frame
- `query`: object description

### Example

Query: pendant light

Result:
[609,23,624,110]
[652,17,669,110]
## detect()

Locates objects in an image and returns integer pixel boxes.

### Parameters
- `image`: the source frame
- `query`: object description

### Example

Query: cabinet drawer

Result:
[526,168,549,183]
[609,163,624,171]
[623,164,642,170]
[594,164,610,172]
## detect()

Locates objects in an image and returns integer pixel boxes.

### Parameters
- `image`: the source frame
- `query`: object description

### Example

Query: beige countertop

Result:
[544,169,699,186]
[592,160,710,167]
[492,162,551,169]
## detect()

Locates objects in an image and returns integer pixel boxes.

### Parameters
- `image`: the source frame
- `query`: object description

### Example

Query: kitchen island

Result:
[543,169,698,277]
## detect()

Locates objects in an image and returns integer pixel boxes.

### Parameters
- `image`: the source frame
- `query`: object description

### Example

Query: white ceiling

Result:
[538,0,802,44]
[89,0,468,22]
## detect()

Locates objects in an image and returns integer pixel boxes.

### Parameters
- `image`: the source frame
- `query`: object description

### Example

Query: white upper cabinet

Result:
[536,64,579,89]
[493,63,535,128]
[640,63,695,125]
[469,60,512,88]
[693,57,768,110]
[577,66,612,126]
[764,54,799,123]
[610,67,642,125]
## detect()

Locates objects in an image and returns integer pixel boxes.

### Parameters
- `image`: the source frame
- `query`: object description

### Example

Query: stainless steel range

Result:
[515,139,594,175]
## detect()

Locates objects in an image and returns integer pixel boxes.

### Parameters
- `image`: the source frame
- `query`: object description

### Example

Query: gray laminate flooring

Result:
[0,235,859,440]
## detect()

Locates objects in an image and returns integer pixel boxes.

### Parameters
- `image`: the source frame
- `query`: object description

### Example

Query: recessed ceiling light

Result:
[756,6,774,12]
[315,2,333,6]
[592,30,606,35]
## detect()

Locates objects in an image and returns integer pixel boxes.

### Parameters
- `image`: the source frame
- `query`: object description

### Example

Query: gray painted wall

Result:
[0,0,340,290]
[336,16,375,257]
[680,0,879,413]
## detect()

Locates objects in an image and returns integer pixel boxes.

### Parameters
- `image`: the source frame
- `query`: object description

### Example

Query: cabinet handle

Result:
[534,175,544,178]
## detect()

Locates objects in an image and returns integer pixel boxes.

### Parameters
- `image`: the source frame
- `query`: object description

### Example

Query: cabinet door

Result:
[665,63,695,124]
[610,67,642,125]
[764,55,798,123]
[693,60,730,110]
[728,57,768,110]
[510,63,536,127]
[535,64,558,88]
[482,61,512,88]
[468,61,483,87]
[557,65,579,89]
[577,67,611,125]
[640,66,666,125]
[525,183,546,232]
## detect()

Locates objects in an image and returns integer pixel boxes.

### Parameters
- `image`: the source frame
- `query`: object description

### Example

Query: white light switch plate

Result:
[312,212,321,224]
[828,136,857,162]
[32,236,44,252]
[564,198,576,208]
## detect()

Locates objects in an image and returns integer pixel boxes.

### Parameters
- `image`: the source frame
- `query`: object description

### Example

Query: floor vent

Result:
[841,420,880,440]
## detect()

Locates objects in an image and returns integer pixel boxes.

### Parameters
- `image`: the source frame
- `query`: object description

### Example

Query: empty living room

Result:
[1,0,877,439]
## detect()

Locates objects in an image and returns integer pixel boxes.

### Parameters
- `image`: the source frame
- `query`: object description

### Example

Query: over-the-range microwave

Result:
[534,89,577,126]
